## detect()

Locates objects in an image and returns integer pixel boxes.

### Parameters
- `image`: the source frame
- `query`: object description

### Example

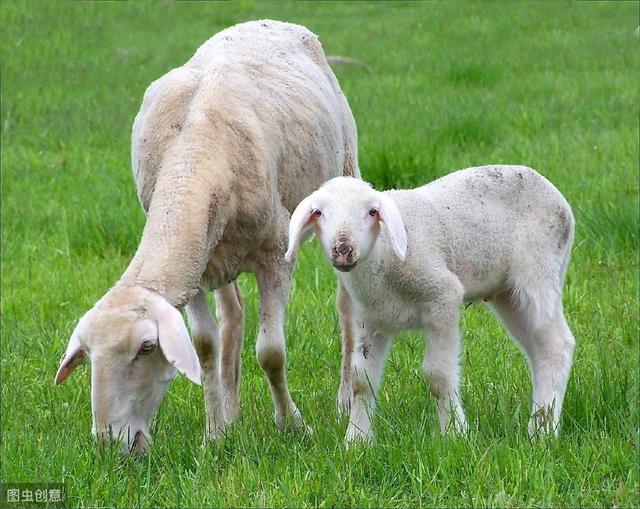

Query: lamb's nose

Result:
[336,242,352,255]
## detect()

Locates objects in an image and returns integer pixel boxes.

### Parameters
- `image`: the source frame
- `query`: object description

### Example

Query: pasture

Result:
[1,1,638,507]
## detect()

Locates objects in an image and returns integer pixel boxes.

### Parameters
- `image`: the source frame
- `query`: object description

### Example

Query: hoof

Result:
[203,421,226,442]
[345,424,373,445]
[275,406,313,435]
[223,400,240,426]
[336,385,353,419]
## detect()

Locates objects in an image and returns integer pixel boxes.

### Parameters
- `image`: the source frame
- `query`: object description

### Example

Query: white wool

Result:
[56,20,360,453]
[288,165,575,442]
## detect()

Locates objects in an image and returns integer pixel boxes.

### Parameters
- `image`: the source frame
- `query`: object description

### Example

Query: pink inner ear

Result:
[285,196,318,262]
[54,350,85,385]
[305,213,316,230]
[55,364,75,385]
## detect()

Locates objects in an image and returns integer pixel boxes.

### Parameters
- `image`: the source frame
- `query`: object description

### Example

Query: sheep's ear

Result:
[151,298,201,385]
[285,194,317,262]
[55,321,88,385]
[377,193,407,261]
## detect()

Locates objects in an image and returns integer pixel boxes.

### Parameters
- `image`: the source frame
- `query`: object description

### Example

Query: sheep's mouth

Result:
[333,261,358,272]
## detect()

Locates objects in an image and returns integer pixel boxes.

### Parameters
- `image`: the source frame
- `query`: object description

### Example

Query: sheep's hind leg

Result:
[490,291,575,438]
[255,262,311,434]
[215,280,244,425]
[186,289,225,440]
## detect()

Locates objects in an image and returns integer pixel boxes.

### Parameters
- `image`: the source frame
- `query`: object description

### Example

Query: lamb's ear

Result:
[285,194,317,262]
[152,298,201,385]
[377,193,407,261]
[55,320,88,385]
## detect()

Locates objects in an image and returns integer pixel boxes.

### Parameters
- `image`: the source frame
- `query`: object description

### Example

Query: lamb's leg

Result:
[345,326,392,443]
[490,292,575,438]
[186,289,225,440]
[336,281,355,417]
[215,280,244,425]
[423,297,468,435]
[255,264,310,433]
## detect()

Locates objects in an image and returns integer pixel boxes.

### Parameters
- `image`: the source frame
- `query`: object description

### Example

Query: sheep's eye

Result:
[312,209,322,217]
[139,341,157,355]
[369,208,378,217]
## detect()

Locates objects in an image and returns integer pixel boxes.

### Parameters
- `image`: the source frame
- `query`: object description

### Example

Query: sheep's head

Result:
[285,176,407,271]
[54,286,200,455]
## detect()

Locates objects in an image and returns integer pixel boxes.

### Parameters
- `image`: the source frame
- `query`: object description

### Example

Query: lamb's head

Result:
[285,177,407,271]
[54,286,200,455]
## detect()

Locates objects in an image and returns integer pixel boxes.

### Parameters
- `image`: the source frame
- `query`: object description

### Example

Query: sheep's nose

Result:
[335,242,352,255]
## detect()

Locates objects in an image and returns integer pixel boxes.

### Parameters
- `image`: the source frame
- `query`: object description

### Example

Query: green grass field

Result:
[2,1,638,507]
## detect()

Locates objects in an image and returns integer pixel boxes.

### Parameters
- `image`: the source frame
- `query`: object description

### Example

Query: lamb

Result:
[285,165,575,443]
[54,19,360,454]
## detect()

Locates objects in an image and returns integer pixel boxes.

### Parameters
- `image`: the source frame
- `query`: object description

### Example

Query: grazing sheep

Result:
[55,19,360,454]
[286,165,575,443]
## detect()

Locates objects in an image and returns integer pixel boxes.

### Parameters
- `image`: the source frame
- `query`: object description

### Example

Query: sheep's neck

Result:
[119,167,230,308]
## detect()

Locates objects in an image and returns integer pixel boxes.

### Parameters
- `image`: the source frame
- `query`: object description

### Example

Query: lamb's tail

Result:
[327,55,370,72]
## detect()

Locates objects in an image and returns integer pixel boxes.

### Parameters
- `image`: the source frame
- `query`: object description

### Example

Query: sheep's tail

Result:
[326,55,370,71]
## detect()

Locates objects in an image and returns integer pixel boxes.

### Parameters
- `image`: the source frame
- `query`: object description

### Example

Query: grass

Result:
[1,1,638,507]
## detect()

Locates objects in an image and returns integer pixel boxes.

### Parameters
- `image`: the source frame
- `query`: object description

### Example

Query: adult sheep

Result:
[54,20,359,454]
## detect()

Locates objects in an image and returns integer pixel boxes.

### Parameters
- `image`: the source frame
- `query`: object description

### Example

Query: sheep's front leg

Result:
[255,265,310,433]
[345,325,392,443]
[336,281,355,417]
[423,297,468,435]
[186,289,225,440]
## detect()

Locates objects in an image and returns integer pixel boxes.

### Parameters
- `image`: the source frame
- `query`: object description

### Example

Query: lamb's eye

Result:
[139,341,157,355]
[369,208,378,217]
[312,209,322,217]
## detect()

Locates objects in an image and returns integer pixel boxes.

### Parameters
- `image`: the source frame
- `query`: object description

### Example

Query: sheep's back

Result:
[132,20,350,215]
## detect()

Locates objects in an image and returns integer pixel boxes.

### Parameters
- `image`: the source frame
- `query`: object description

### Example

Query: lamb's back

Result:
[392,166,573,299]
